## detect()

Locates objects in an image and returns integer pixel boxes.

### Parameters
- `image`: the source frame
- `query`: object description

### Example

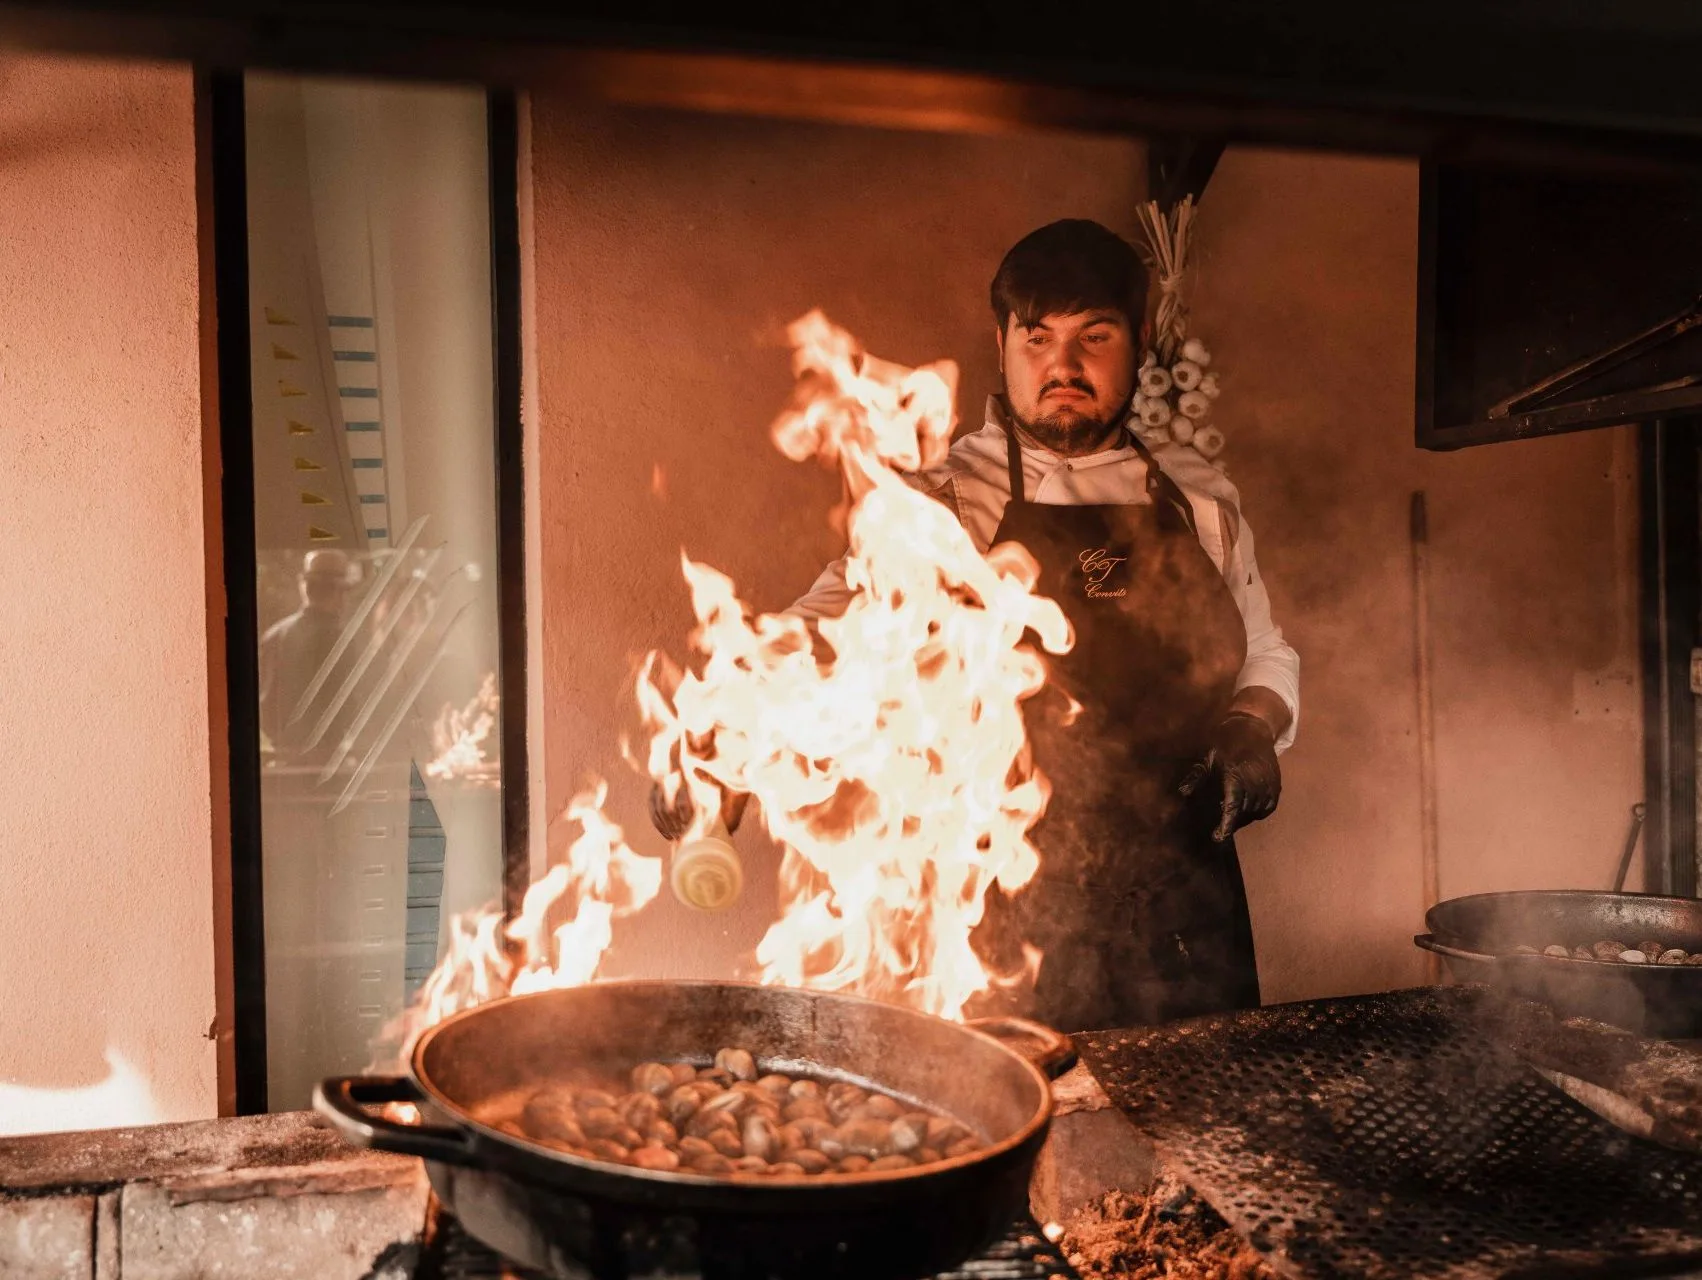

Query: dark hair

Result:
[990,219,1148,333]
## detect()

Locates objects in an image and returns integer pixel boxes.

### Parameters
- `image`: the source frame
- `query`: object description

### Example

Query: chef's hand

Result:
[647,777,750,840]
[1180,712,1281,844]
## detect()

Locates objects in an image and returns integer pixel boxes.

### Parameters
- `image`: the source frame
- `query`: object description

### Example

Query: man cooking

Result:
[660,219,1298,1032]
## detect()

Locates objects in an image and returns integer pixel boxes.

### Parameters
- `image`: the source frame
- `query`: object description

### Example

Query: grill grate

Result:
[429,1212,1078,1280]
[1077,986,1702,1279]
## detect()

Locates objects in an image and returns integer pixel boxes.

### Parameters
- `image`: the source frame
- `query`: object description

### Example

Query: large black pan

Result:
[315,981,1061,1280]
[1414,890,1702,1038]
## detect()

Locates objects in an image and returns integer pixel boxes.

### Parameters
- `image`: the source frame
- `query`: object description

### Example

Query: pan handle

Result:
[314,1074,479,1166]
[1413,933,1495,964]
[966,1016,1078,1079]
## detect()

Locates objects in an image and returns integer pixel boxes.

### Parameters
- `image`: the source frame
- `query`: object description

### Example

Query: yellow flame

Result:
[383,781,660,1056]
[424,672,500,782]
[638,311,1071,1020]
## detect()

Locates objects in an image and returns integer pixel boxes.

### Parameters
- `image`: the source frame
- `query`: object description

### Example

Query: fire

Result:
[424,672,500,782]
[388,310,1069,1054]
[381,782,661,1056]
[638,311,1071,1020]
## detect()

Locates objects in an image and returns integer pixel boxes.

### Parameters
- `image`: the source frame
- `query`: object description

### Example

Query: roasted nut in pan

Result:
[621,1092,663,1130]
[631,1063,675,1097]
[1687,954,1702,965]
[839,1118,895,1159]
[714,1048,758,1082]
[1544,945,1570,958]
[1619,950,1649,964]
[664,1086,700,1126]
[1594,940,1628,961]
[889,1114,928,1154]
[579,1107,624,1140]
[520,1090,582,1143]
[1572,947,1594,960]
[742,1114,781,1162]
[782,1096,829,1123]
[629,1145,681,1172]
[1659,949,1689,965]
[1638,940,1665,962]
[502,1049,985,1181]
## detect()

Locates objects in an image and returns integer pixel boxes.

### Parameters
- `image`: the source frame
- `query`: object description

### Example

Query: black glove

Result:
[1179,712,1281,843]
[648,777,750,840]
[648,780,697,841]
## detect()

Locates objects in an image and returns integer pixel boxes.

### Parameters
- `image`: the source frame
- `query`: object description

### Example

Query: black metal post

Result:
[206,69,270,1114]
[487,90,531,920]
[1638,419,1700,898]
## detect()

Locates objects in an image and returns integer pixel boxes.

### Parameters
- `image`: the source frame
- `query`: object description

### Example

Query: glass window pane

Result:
[244,73,503,1110]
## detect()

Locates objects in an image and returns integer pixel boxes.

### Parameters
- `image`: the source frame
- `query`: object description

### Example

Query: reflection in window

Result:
[245,74,503,1109]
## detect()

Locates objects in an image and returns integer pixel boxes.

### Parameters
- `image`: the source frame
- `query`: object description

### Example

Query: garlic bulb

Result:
[1198,372,1221,401]
[1193,425,1225,459]
[1171,359,1203,391]
[1139,366,1173,397]
[1181,338,1211,366]
[1139,397,1173,428]
[1178,390,1212,420]
[1171,416,1197,445]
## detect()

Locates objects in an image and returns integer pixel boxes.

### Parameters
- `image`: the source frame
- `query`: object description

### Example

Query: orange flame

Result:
[382,781,660,1057]
[638,311,1071,1020]
[423,672,500,783]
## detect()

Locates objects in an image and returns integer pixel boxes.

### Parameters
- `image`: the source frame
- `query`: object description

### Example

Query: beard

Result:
[1011,387,1131,456]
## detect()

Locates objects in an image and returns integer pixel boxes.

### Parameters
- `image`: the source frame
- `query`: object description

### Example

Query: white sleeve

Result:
[1223,506,1300,753]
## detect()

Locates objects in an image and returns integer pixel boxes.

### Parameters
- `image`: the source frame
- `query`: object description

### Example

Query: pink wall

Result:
[0,55,217,1131]
[529,118,1643,1006]
[528,101,1146,977]
[1190,149,1643,1002]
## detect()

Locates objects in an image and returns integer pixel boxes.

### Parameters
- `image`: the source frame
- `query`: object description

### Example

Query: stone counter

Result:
[0,1112,428,1280]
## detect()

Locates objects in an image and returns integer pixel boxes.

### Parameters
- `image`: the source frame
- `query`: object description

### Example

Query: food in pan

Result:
[1510,940,1702,965]
[476,1045,984,1178]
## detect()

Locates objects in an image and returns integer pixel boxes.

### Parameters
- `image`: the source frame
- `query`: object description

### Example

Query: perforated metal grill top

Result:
[1077,987,1702,1280]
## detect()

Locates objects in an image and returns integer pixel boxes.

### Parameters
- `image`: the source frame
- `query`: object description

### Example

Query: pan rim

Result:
[405,977,1055,1195]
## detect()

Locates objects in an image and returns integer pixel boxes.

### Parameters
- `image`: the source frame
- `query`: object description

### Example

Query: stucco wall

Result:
[529,102,1147,977]
[1190,149,1643,1003]
[0,55,216,1132]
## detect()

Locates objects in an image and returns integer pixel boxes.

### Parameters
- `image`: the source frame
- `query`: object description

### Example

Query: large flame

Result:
[381,781,660,1057]
[639,312,1071,1020]
[388,311,1069,1054]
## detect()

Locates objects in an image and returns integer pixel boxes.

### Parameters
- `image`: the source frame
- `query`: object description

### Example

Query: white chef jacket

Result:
[791,396,1301,752]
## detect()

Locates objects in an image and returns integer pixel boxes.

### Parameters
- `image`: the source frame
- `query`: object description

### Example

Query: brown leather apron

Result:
[979,424,1260,1032]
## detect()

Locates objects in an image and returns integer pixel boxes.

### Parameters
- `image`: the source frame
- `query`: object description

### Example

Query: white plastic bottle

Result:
[670,817,743,911]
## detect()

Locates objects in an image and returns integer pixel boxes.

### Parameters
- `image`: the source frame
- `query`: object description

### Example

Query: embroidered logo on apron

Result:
[1078,547,1128,599]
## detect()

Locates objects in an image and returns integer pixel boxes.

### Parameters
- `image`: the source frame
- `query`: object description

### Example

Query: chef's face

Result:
[998,309,1138,455]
